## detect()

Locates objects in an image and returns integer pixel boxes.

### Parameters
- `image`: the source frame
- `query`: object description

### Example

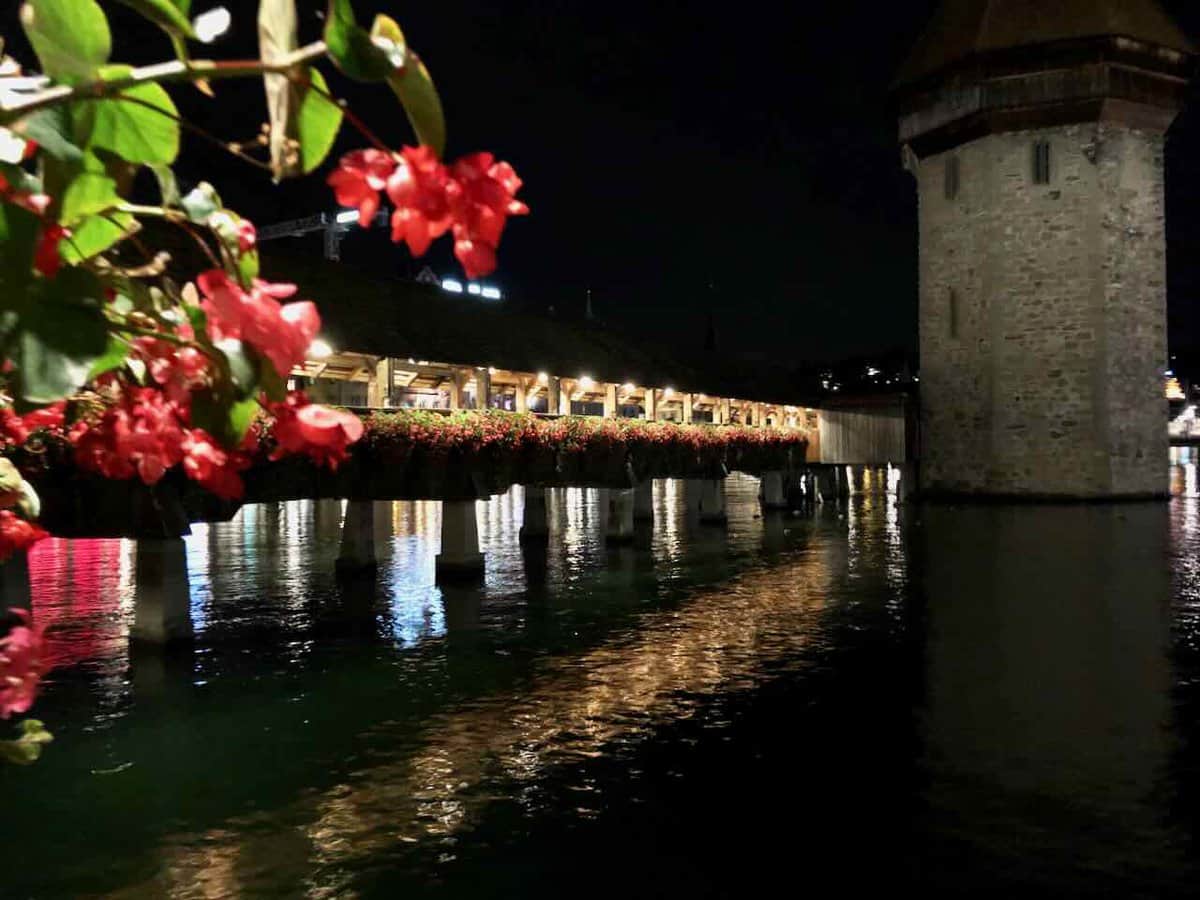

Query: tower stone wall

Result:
[917,123,1169,498]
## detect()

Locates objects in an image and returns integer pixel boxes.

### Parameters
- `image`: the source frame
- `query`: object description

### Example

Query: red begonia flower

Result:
[33,224,68,279]
[268,391,363,470]
[453,237,497,280]
[181,429,247,500]
[0,608,46,718]
[0,512,46,564]
[196,271,321,377]
[72,388,188,485]
[133,338,209,405]
[327,145,527,279]
[327,149,396,224]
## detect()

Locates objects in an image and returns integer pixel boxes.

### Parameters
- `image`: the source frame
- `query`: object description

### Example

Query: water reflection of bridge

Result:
[20,475,883,895]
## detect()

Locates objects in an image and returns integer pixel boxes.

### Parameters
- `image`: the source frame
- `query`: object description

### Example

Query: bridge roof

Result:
[266,251,818,408]
[897,0,1195,86]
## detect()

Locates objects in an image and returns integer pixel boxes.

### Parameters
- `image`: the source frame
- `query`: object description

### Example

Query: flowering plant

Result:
[0,0,525,751]
[362,410,809,477]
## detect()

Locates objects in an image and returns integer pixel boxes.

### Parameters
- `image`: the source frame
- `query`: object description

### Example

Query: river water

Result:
[5,461,1200,897]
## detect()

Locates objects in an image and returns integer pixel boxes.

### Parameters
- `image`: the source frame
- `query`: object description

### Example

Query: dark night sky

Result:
[6,1,1200,366]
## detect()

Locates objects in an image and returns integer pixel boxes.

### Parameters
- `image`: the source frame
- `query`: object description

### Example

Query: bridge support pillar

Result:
[760,471,788,511]
[438,500,484,582]
[520,487,549,543]
[605,489,636,544]
[896,462,917,504]
[683,479,703,520]
[815,468,839,505]
[0,551,32,611]
[634,480,654,522]
[336,500,377,574]
[133,538,193,645]
[698,479,728,526]
[836,466,851,498]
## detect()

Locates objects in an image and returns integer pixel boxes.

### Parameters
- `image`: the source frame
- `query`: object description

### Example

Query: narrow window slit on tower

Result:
[944,155,960,199]
[948,287,959,339]
[1033,140,1051,184]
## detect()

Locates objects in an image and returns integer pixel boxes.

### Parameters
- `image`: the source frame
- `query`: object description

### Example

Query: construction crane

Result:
[257,209,387,261]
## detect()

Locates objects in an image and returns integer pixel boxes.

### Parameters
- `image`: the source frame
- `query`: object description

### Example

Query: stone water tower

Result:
[896,1,1195,498]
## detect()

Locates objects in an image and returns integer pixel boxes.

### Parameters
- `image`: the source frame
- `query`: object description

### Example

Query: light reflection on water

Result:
[9,467,1200,896]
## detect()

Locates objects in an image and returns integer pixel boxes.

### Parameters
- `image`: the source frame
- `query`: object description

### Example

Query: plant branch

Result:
[108,94,274,172]
[295,73,391,153]
[114,205,222,268]
[0,42,329,124]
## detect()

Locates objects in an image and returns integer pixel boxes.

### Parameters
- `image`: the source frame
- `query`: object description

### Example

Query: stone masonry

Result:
[917,124,1169,498]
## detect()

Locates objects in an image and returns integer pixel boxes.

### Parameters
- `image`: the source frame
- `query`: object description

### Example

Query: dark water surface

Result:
[7,465,1200,897]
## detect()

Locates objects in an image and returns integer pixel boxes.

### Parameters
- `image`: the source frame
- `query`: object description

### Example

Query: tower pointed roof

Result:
[897,0,1195,87]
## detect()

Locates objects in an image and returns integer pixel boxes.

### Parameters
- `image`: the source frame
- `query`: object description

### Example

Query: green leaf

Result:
[228,396,259,442]
[183,302,207,334]
[180,182,220,223]
[20,0,111,84]
[324,0,396,82]
[0,720,53,765]
[295,68,343,174]
[0,203,41,293]
[87,333,129,380]
[216,339,256,396]
[60,211,135,265]
[15,108,83,164]
[149,164,179,207]
[0,164,42,199]
[16,268,108,403]
[371,16,445,158]
[0,739,40,765]
[18,479,41,519]
[189,389,257,447]
[388,56,446,158]
[125,356,147,384]
[18,719,52,740]
[114,0,195,38]
[59,153,117,226]
[84,67,180,165]
[0,459,23,495]
[238,247,260,285]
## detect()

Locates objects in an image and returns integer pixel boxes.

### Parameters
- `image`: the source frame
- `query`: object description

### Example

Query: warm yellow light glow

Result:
[537,372,549,383]
[579,375,595,390]
[308,338,334,359]
[488,367,497,375]
[622,383,635,393]
[663,387,675,398]
[1167,377,1186,401]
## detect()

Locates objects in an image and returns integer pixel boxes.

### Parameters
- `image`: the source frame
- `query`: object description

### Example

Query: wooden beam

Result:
[516,376,530,414]
[604,383,618,418]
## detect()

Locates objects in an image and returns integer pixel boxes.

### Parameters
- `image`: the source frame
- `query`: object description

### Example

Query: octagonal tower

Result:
[896,0,1195,498]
